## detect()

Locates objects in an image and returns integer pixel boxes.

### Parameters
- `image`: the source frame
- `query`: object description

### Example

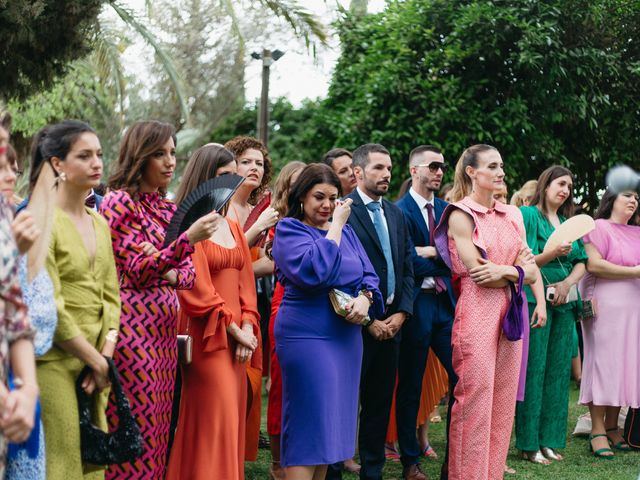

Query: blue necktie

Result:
[366,201,395,299]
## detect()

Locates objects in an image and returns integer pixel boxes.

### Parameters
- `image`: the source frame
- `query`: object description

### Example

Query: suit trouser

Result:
[397,291,456,468]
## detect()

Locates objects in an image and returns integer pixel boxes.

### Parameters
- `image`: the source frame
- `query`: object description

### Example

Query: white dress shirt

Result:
[409,187,436,289]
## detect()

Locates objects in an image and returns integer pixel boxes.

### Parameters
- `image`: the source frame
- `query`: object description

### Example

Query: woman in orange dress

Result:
[166,144,260,480]
[225,136,278,461]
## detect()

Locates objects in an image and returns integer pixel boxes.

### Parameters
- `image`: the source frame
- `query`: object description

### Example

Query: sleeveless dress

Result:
[100,191,194,479]
[434,197,524,480]
[166,219,260,480]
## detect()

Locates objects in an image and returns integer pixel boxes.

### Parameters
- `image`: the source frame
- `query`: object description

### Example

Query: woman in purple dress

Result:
[579,188,640,457]
[272,164,383,480]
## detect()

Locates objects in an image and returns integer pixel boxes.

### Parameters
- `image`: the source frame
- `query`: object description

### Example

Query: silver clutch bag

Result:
[328,288,371,323]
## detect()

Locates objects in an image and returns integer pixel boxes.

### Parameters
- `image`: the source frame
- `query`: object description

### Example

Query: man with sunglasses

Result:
[396,145,457,480]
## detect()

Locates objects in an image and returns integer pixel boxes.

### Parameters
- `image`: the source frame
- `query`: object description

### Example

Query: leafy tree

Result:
[209,97,323,172]
[319,0,640,208]
[0,0,103,99]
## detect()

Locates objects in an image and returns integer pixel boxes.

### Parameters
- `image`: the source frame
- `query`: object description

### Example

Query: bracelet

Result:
[362,317,374,328]
[105,329,119,343]
[13,377,39,393]
[359,289,374,305]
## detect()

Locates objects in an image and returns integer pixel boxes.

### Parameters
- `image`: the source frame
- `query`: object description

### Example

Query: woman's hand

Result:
[227,323,258,351]
[469,258,507,285]
[186,211,223,245]
[416,246,437,259]
[516,246,535,266]
[530,302,547,328]
[332,199,353,228]
[138,241,158,256]
[552,241,572,259]
[82,355,110,395]
[255,207,279,232]
[0,383,38,443]
[548,279,571,306]
[11,210,40,254]
[344,294,371,325]
[235,344,253,364]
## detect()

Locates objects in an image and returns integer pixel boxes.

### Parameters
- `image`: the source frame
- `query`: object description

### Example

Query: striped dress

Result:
[101,190,194,479]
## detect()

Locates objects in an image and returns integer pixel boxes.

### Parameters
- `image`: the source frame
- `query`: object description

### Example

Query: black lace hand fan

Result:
[163,174,245,247]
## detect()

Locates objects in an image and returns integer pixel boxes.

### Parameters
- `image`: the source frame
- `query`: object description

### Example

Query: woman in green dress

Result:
[33,121,121,479]
[515,165,587,464]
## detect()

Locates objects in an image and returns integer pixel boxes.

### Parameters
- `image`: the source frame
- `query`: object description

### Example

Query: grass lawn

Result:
[245,384,639,479]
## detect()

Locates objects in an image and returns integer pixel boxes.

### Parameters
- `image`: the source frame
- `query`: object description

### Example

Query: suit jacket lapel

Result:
[435,198,446,224]
[405,194,430,243]
[349,193,384,255]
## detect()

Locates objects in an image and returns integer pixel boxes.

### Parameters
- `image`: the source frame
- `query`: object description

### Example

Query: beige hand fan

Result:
[543,214,595,253]
[27,162,57,281]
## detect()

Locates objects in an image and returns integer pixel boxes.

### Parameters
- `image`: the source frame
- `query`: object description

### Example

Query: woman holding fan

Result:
[101,121,218,479]
[166,144,260,480]
[224,136,278,460]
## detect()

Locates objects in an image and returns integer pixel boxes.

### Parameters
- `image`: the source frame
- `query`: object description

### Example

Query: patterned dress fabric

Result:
[100,191,194,479]
[435,198,524,480]
[5,257,58,480]
[515,206,587,451]
[579,219,640,407]
[0,199,34,478]
[166,219,260,480]
[39,207,120,480]
[272,218,383,467]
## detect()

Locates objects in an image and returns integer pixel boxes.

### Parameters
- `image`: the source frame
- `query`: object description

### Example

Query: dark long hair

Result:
[286,163,342,220]
[174,143,236,205]
[530,165,575,218]
[108,120,176,198]
[594,188,640,226]
[30,120,96,191]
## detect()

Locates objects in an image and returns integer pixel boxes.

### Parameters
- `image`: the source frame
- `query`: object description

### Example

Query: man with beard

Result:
[343,143,416,480]
[321,148,357,196]
[396,145,457,480]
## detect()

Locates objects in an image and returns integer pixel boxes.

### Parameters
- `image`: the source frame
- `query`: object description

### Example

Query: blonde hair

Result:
[449,144,497,202]
[510,180,537,207]
[271,161,306,216]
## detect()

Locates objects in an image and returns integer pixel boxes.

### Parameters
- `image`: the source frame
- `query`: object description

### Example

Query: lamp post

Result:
[251,48,285,147]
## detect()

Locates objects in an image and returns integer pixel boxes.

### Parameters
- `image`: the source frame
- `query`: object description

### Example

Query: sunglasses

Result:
[415,162,448,173]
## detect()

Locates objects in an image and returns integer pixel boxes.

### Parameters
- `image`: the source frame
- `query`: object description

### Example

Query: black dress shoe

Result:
[440,459,448,480]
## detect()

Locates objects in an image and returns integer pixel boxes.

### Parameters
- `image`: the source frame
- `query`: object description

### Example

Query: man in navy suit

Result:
[344,144,419,480]
[395,145,456,479]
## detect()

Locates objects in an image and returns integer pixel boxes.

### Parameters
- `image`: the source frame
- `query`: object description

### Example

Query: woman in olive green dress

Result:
[33,121,121,480]
[515,166,587,464]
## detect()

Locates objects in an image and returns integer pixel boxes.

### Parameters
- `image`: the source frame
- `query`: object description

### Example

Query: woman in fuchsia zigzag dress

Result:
[101,121,218,479]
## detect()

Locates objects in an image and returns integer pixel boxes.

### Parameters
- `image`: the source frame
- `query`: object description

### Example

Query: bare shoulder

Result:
[448,209,474,237]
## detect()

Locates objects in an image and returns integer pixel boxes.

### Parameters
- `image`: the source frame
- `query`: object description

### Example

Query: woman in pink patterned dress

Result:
[101,121,219,479]
[435,145,538,480]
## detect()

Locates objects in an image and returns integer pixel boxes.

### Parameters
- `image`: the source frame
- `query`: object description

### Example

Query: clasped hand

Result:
[0,382,37,443]
[469,246,534,286]
[228,324,258,364]
[344,294,371,325]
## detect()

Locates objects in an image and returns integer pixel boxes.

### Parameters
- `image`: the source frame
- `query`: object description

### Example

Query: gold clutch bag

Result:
[329,289,371,324]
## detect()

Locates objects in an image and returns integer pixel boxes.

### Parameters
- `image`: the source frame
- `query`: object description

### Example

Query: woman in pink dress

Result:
[101,121,219,478]
[435,144,539,480]
[579,188,640,457]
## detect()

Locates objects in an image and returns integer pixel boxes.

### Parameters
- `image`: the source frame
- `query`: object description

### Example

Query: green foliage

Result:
[0,0,103,99]
[316,0,640,208]
[209,97,324,173]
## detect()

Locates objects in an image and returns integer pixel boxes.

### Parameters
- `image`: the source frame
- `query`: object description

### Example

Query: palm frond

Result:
[108,0,191,126]
[257,0,329,49]
[92,26,127,127]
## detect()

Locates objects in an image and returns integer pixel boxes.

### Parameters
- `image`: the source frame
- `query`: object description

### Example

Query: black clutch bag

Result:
[76,357,143,466]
